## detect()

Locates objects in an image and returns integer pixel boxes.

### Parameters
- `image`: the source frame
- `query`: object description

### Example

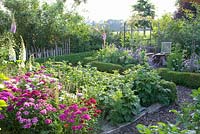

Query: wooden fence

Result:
[26,42,70,59]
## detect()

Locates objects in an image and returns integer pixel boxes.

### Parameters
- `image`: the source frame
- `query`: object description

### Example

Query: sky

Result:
[78,0,177,22]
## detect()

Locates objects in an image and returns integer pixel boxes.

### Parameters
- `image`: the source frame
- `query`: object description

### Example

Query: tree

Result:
[0,0,93,53]
[175,0,200,19]
[131,0,155,36]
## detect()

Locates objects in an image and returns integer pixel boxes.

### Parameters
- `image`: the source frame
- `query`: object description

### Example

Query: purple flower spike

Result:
[10,21,16,33]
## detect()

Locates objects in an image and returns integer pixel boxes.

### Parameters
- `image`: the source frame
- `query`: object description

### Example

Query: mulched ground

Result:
[111,86,193,134]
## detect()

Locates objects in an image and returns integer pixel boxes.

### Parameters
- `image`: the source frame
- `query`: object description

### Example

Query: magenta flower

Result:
[74,110,82,115]
[16,111,21,116]
[32,117,38,124]
[44,119,52,125]
[67,118,75,123]
[40,109,47,115]
[28,98,35,102]
[80,107,88,112]
[69,104,78,111]
[23,123,32,128]
[72,125,83,130]
[59,114,66,121]
[0,113,5,120]
[58,104,66,110]
[23,111,29,115]
[81,114,91,120]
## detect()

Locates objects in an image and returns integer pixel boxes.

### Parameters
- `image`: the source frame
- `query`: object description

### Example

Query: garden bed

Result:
[101,86,193,134]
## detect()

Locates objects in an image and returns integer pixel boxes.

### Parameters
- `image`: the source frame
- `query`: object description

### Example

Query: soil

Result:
[108,86,193,134]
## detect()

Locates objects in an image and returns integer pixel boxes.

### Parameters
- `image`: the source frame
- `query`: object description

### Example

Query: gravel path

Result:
[110,86,193,134]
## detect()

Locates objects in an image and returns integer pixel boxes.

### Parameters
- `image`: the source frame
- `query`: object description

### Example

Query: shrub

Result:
[89,61,123,73]
[158,68,200,88]
[137,122,191,134]
[83,56,97,64]
[159,80,177,105]
[96,45,136,66]
[167,52,183,71]
[132,66,177,106]
[123,64,135,71]
[36,51,96,65]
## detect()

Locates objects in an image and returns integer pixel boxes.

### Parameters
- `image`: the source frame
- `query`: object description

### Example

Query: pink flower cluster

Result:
[0,67,60,129]
[0,67,102,132]
[16,98,56,128]
[59,98,101,131]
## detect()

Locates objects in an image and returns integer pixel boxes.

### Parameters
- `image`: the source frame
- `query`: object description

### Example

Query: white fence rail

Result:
[26,43,70,59]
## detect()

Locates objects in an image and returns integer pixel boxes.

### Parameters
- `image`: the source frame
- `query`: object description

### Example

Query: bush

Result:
[96,45,136,66]
[132,66,177,106]
[123,64,135,71]
[159,80,177,105]
[167,52,183,71]
[158,68,200,88]
[89,61,123,73]
[36,51,96,65]
[83,56,97,64]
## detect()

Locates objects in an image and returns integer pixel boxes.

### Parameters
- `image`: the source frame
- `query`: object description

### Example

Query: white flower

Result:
[9,45,16,62]
[0,84,4,89]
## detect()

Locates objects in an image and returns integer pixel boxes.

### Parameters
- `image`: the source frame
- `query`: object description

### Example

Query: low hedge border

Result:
[89,61,123,73]
[157,68,200,89]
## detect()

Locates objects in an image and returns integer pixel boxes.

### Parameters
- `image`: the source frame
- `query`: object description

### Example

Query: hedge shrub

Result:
[35,51,96,65]
[158,68,200,88]
[89,61,123,73]
[159,80,177,104]
[132,66,177,106]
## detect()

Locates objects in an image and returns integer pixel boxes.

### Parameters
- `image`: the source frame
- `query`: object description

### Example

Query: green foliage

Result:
[137,122,191,134]
[158,68,200,88]
[159,80,177,105]
[89,61,123,73]
[176,88,200,133]
[35,51,96,65]
[152,5,200,57]
[132,0,155,29]
[167,52,183,71]
[137,87,200,134]
[0,32,16,63]
[0,0,100,52]
[96,45,136,66]
[41,62,140,124]
[132,66,177,106]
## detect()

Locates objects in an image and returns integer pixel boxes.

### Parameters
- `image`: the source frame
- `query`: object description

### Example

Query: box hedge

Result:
[157,68,200,89]
[159,80,177,104]
[89,61,123,73]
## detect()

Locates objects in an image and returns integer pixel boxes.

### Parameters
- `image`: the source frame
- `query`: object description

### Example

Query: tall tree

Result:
[175,0,199,19]
[132,0,155,36]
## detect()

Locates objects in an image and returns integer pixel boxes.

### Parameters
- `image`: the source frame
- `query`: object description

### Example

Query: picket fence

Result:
[26,42,70,59]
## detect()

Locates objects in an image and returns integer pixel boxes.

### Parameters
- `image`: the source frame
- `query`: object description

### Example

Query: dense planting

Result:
[0,67,101,133]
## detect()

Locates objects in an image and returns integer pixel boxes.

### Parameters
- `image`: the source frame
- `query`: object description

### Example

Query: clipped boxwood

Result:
[159,80,177,105]
[158,68,200,88]
[83,56,97,65]
[89,61,123,73]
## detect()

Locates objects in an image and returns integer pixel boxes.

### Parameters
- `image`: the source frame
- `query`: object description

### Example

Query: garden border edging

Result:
[101,103,163,134]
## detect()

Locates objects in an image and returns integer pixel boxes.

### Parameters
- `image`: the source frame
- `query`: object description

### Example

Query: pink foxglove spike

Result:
[10,21,16,33]
[102,32,106,41]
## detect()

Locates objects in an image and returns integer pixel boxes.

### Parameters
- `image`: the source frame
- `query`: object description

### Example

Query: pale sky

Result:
[78,0,177,21]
